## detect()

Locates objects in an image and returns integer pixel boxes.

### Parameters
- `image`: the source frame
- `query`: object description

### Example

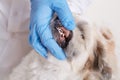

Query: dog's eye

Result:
[81,33,85,40]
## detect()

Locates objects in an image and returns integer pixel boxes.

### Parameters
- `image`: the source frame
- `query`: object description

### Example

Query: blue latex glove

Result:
[29,0,75,60]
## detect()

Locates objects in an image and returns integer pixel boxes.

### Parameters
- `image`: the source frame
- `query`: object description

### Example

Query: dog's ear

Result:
[94,40,112,79]
[84,40,112,80]
[84,28,116,80]
[92,27,116,79]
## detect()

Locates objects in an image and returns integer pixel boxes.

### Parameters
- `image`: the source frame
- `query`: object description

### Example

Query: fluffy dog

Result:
[7,15,118,80]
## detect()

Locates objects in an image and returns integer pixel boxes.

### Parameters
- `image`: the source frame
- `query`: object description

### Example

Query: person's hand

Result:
[29,0,75,60]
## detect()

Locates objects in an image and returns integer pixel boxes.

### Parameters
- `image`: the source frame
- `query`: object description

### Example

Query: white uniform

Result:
[0,0,91,79]
[0,0,32,79]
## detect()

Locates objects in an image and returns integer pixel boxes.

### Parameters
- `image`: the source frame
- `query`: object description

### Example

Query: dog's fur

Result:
[7,15,118,80]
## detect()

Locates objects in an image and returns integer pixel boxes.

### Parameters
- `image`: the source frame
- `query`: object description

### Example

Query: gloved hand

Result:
[29,0,75,60]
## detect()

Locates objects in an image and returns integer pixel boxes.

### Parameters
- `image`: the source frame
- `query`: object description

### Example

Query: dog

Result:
[7,14,118,80]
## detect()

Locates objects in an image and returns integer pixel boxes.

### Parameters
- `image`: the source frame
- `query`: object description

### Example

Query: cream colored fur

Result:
[7,16,118,80]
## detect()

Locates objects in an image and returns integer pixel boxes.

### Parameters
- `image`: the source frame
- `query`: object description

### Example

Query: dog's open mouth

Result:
[51,16,73,48]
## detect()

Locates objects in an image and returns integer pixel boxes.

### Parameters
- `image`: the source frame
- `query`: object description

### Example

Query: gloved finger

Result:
[51,0,76,30]
[44,39,66,60]
[37,25,66,60]
[29,24,48,58]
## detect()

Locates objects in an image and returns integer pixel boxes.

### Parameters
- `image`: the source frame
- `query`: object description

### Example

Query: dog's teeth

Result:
[56,27,65,37]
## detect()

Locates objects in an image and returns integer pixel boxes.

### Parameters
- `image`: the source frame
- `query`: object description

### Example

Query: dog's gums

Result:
[51,16,73,48]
